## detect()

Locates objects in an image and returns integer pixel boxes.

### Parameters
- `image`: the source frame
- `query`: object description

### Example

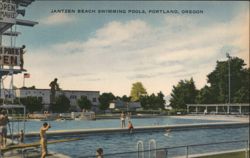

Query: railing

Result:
[81,140,249,158]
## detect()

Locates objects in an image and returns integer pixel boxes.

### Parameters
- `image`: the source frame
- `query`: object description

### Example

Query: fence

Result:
[81,140,249,158]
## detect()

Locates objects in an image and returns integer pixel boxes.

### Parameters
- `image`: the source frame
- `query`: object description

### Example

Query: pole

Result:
[0,34,2,100]
[226,53,231,114]
[228,55,231,105]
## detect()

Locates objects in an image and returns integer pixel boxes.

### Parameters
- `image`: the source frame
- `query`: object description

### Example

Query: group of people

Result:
[0,110,25,148]
[0,108,51,158]
[120,112,134,133]
[0,110,135,158]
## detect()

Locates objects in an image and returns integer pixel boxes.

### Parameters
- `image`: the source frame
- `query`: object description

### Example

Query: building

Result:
[9,88,100,111]
[109,99,141,111]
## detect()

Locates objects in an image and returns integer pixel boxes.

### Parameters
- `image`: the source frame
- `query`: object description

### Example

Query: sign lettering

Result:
[0,0,17,23]
[0,46,23,66]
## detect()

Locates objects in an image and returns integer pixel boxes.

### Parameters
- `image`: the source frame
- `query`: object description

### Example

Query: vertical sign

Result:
[0,0,17,24]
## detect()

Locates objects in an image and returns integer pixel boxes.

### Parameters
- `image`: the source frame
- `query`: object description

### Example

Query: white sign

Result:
[0,46,23,66]
[0,0,17,23]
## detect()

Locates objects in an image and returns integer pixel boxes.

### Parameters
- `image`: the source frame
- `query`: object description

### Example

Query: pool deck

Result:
[22,121,249,137]
[171,114,249,122]
[3,150,70,158]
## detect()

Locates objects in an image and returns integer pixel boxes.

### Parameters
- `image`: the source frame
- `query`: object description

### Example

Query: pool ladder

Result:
[137,139,157,158]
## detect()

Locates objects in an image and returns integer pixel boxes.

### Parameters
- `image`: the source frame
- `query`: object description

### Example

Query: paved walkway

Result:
[171,114,249,122]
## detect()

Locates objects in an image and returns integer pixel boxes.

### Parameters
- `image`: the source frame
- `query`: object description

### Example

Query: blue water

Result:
[21,117,249,157]
[25,127,249,157]
[22,116,227,132]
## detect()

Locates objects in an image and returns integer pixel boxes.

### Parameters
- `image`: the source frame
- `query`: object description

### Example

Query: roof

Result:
[110,100,141,108]
[18,88,100,93]
[187,103,250,107]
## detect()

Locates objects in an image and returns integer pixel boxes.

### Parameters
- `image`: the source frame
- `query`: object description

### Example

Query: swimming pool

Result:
[22,117,248,157]
[22,116,228,132]
[25,127,249,157]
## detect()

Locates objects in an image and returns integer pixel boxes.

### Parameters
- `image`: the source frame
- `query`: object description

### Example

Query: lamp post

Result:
[226,53,231,114]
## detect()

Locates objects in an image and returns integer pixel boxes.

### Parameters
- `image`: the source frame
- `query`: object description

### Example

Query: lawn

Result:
[195,151,249,158]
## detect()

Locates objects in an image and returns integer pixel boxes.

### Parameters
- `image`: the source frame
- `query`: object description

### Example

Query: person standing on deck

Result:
[20,130,24,144]
[0,110,9,148]
[40,122,51,158]
[120,111,126,128]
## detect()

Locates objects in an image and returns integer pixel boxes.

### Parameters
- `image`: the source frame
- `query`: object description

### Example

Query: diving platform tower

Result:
[0,0,38,144]
[0,0,38,102]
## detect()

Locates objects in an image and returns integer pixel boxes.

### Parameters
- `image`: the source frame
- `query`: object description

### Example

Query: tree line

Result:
[169,56,249,109]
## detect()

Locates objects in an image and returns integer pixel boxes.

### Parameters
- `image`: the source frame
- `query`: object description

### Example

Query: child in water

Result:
[96,148,103,158]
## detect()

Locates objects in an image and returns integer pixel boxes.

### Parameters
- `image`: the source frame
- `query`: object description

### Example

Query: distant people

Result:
[164,129,171,137]
[120,112,126,128]
[40,122,51,158]
[49,78,60,104]
[20,130,24,143]
[96,148,103,158]
[0,110,9,147]
[204,109,207,115]
[128,121,134,134]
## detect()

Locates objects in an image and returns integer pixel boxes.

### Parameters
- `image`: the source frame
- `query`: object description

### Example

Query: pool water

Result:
[21,117,248,157]
[22,116,228,132]
[25,127,249,157]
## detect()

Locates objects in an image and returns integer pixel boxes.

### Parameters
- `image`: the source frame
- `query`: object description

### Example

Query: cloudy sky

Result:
[2,1,249,97]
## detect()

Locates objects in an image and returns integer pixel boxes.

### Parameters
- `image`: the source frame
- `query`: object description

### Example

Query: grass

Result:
[195,151,249,158]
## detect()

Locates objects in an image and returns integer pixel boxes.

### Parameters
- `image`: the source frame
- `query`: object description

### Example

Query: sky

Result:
[2,1,249,97]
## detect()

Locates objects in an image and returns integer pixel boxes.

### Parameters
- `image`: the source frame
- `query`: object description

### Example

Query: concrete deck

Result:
[3,150,70,158]
[22,121,249,137]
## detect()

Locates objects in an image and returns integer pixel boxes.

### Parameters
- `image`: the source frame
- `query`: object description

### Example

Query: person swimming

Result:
[96,148,103,158]
[164,129,171,137]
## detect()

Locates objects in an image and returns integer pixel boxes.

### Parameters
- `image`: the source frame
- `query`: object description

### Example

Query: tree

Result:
[20,96,43,112]
[156,91,165,109]
[77,96,92,110]
[195,86,217,104]
[130,82,147,101]
[51,94,70,113]
[99,93,115,111]
[207,57,249,103]
[139,91,165,110]
[120,95,131,102]
[232,68,249,103]
[169,78,198,109]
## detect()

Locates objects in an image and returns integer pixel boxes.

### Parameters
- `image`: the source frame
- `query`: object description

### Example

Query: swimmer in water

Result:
[164,129,171,137]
